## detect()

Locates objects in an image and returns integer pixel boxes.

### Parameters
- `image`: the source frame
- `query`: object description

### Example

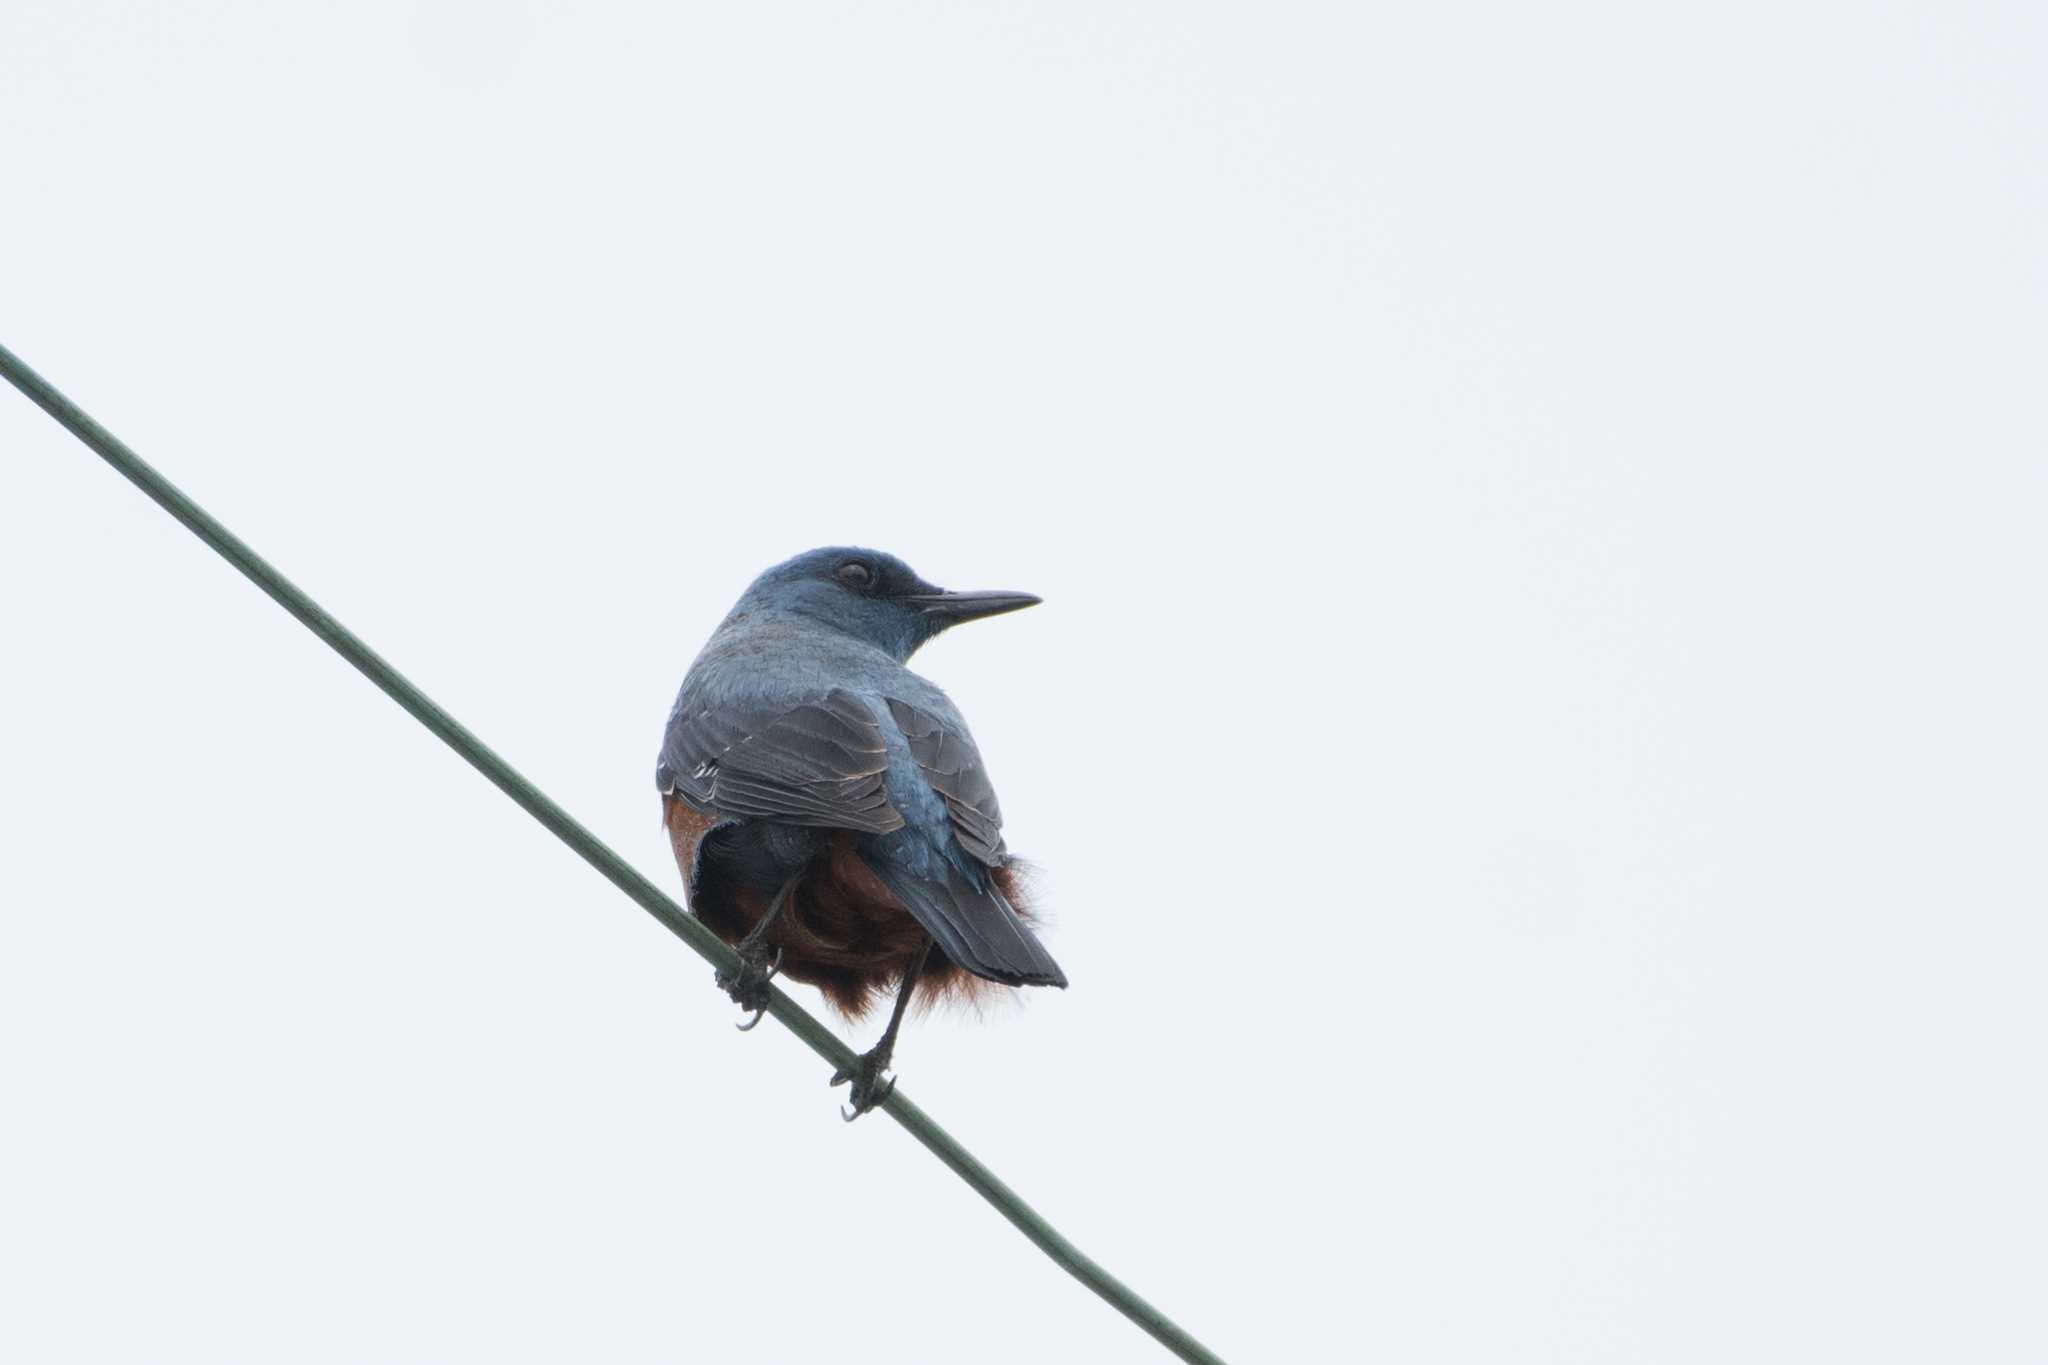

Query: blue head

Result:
[731,546,1041,662]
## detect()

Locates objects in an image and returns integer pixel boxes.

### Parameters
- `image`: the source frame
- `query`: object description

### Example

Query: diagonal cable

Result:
[1,340,1227,1365]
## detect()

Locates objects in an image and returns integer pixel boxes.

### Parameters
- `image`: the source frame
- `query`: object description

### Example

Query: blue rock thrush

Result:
[658,547,1066,1118]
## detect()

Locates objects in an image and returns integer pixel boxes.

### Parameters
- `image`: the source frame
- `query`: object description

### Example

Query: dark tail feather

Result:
[873,861,1068,989]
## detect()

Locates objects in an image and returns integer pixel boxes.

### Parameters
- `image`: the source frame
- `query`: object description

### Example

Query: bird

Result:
[657,547,1066,1118]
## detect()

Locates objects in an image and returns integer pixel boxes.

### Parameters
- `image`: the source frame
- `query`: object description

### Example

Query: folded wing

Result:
[881,697,1065,988]
[658,687,904,833]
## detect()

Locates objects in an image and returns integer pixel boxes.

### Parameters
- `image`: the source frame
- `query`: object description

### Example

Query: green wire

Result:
[2,340,1228,1365]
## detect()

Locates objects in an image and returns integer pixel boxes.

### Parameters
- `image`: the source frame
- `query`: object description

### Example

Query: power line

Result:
[1,341,1228,1365]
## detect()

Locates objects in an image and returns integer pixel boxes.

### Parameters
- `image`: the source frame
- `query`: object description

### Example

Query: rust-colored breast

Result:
[656,800,1031,1021]
[662,793,720,900]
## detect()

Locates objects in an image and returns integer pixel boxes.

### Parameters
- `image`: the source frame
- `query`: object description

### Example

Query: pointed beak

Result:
[901,588,1043,624]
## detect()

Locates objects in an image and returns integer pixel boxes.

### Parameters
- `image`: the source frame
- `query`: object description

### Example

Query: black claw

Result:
[714,876,797,1029]
[830,1051,896,1120]
[716,948,778,1028]
[825,938,927,1122]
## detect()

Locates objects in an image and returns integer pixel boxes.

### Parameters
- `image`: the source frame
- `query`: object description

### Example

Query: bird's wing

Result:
[884,698,1007,866]
[879,700,1066,984]
[658,688,905,833]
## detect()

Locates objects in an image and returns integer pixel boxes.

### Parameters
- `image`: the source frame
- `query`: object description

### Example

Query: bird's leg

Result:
[716,875,798,1031]
[832,938,932,1121]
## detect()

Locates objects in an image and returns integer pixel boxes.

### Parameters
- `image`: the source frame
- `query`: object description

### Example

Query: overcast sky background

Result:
[4,3,2045,1362]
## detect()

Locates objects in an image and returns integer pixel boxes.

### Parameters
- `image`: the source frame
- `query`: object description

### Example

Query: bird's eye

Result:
[836,562,874,589]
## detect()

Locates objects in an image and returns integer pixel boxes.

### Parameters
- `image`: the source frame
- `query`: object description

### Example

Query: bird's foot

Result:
[714,945,782,1031]
[829,1047,898,1122]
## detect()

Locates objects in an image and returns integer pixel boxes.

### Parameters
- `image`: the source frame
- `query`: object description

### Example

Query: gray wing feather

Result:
[659,689,904,833]
[885,698,1007,865]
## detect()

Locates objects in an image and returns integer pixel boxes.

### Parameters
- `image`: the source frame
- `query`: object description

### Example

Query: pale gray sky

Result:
[4,3,2045,1361]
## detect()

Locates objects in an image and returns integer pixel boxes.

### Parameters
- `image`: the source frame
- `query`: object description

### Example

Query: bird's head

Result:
[735,546,1041,662]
